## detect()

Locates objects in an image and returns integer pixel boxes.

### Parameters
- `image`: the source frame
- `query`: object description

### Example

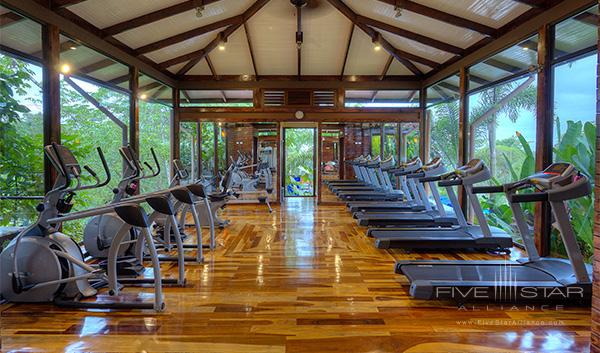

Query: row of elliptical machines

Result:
[0,143,232,311]
[331,155,593,303]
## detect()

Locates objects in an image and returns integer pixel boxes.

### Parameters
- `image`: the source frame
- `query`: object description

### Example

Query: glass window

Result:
[383,123,398,159]
[180,90,253,107]
[217,122,227,173]
[201,122,216,177]
[0,54,44,226]
[468,75,538,242]
[400,122,420,162]
[179,122,199,183]
[138,73,173,193]
[552,53,596,261]
[427,101,459,168]
[345,90,420,108]
[554,6,598,61]
[469,35,538,91]
[0,6,43,60]
[370,125,381,157]
[426,74,460,107]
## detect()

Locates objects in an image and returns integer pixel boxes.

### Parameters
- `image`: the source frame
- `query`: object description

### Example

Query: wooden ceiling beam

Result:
[101,0,224,36]
[243,22,258,77]
[136,15,243,54]
[0,12,23,28]
[356,15,463,55]
[326,0,431,76]
[339,23,354,79]
[50,0,89,8]
[167,0,271,76]
[370,54,394,102]
[511,0,547,7]
[78,58,115,74]
[375,0,497,36]
[140,81,163,92]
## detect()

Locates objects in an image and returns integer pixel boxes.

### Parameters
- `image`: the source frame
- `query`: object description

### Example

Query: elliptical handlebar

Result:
[50,143,71,190]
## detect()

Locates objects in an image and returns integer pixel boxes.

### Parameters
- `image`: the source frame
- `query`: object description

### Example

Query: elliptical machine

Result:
[82,146,161,276]
[0,144,165,311]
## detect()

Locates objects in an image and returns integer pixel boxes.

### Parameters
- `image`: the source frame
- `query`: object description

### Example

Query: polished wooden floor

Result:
[0,198,591,352]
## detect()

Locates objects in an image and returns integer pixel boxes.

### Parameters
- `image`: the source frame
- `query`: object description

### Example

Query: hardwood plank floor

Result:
[0,198,591,352]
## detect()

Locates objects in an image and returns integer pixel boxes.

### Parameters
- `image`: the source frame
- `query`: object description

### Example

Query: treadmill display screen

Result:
[544,163,570,175]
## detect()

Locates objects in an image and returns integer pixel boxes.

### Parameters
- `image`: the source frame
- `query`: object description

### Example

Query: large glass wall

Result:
[179,122,199,183]
[201,122,216,177]
[0,7,44,227]
[550,6,598,260]
[467,35,539,242]
[59,36,131,237]
[138,73,173,193]
[426,74,460,169]
[0,54,44,226]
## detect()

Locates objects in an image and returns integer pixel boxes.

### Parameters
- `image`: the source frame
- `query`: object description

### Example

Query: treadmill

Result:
[326,156,369,187]
[396,162,592,302]
[371,159,513,251]
[346,157,424,213]
[336,157,403,201]
[354,157,457,227]
[331,156,381,193]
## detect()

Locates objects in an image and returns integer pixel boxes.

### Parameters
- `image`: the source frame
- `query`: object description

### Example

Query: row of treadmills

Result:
[326,155,593,303]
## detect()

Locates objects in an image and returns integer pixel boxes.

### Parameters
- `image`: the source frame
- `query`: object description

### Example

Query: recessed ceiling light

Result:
[140,93,148,100]
[218,44,226,51]
[69,46,77,50]
[374,45,382,52]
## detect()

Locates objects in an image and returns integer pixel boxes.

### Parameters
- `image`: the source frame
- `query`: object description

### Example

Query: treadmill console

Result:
[530,163,575,188]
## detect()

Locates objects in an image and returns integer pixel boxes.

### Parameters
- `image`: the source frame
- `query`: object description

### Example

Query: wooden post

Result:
[317,123,322,203]
[129,67,139,156]
[196,122,202,179]
[422,110,431,163]
[42,24,61,193]
[170,88,181,180]
[213,123,219,178]
[419,87,428,163]
[534,24,554,256]
[457,67,469,212]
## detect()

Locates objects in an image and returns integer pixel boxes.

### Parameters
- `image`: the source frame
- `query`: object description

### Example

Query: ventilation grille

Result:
[313,90,336,107]
[263,90,285,107]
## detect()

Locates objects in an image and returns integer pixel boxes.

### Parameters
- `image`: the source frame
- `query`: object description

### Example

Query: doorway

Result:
[283,127,316,197]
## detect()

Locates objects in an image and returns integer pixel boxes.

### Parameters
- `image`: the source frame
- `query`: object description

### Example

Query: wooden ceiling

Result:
[0,0,583,86]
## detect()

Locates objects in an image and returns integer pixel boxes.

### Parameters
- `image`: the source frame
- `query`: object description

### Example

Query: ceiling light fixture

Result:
[140,93,148,100]
[69,45,77,50]
[218,44,226,51]
[374,44,382,52]
[196,6,204,18]
[60,64,71,74]
[394,5,403,18]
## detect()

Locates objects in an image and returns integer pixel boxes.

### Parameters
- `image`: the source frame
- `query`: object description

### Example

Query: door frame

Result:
[281,122,318,198]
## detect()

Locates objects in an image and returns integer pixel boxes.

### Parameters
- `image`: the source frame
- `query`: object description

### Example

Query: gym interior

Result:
[0,0,599,352]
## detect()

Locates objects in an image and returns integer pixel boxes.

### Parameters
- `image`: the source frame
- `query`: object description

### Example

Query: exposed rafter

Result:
[50,0,89,8]
[135,15,242,54]
[375,0,497,36]
[243,22,258,77]
[162,0,271,76]
[511,0,546,7]
[101,0,224,36]
[0,12,23,28]
[356,15,463,55]
[371,54,394,101]
[326,0,443,76]
[205,55,228,102]
[339,23,354,79]
[78,58,115,74]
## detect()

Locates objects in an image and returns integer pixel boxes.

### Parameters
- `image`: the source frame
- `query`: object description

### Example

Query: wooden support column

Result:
[213,123,219,178]
[42,24,61,193]
[171,88,181,180]
[533,24,554,256]
[457,67,469,212]
[196,122,202,179]
[419,87,428,163]
[317,123,322,204]
[129,67,140,156]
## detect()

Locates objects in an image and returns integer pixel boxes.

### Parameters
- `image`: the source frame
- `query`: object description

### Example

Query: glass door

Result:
[283,128,316,197]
